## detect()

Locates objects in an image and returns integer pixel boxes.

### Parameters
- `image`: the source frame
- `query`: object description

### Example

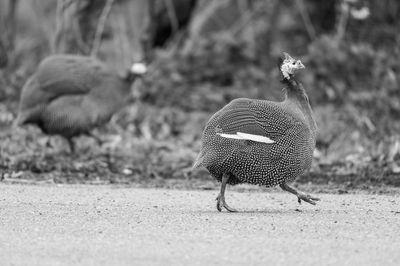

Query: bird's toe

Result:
[224,204,238,213]
[298,193,320,205]
[216,194,238,212]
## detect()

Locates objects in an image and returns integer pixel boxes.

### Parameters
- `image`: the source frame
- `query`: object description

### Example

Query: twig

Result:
[295,0,316,41]
[164,0,179,35]
[141,0,156,62]
[264,0,281,56]
[164,28,188,57]
[72,17,91,54]
[110,14,125,67]
[0,0,18,67]
[362,115,376,133]
[335,0,349,44]
[6,0,19,48]
[209,0,231,30]
[54,0,89,54]
[53,0,65,53]
[91,0,115,57]
[229,6,259,37]
[114,3,130,68]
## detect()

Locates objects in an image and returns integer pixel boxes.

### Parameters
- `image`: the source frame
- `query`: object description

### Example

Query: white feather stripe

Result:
[217,132,275,144]
[236,132,275,143]
[217,133,244,140]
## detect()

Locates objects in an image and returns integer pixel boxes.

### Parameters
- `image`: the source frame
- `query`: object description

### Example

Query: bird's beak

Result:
[297,60,305,69]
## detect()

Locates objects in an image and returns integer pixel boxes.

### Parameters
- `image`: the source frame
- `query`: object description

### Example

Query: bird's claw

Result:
[297,193,320,205]
[216,195,238,212]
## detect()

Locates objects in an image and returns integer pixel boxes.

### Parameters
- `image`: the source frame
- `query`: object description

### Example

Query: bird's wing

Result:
[213,98,295,142]
[36,56,110,98]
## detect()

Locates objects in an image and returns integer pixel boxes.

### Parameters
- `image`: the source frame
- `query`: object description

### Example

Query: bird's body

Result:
[194,53,319,212]
[17,54,145,151]
[195,91,316,186]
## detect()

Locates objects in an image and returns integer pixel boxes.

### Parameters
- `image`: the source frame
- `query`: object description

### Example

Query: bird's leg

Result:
[216,173,238,212]
[85,132,103,146]
[67,138,75,154]
[280,183,320,205]
[45,137,52,148]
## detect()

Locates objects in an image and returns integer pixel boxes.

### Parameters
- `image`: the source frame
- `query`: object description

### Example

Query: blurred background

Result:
[0,0,399,191]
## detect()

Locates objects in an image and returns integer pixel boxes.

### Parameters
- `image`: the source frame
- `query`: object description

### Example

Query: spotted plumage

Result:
[16,54,146,152]
[193,53,320,212]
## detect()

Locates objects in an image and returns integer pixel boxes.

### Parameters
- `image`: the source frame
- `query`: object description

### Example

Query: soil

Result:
[1,184,399,266]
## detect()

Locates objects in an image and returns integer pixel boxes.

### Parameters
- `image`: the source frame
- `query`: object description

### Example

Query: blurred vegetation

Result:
[0,0,400,191]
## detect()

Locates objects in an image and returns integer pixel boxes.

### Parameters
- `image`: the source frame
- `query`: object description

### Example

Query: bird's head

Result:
[130,62,147,75]
[124,62,148,83]
[278,52,305,81]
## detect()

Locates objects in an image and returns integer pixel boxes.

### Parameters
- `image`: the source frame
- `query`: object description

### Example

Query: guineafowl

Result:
[193,53,319,212]
[16,54,147,152]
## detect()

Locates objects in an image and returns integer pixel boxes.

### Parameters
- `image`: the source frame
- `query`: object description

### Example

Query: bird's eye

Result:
[292,62,295,65]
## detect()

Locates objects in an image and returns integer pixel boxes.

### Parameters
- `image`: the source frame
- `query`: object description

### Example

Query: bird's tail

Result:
[192,152,204,170]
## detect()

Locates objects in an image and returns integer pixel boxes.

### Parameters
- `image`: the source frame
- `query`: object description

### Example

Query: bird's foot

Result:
[216,194,238,212]
[67,139,75,154]
[86,132,103,146]
[297,193,320,205]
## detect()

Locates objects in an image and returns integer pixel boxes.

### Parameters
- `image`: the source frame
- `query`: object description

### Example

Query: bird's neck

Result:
[123,70,139,85]
[282,78,307,101]
[283,78,317,138]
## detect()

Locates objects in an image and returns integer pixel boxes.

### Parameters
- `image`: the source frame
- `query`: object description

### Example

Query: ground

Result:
[1,184,399,266]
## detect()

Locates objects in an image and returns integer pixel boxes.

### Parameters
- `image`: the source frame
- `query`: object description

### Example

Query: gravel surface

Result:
[0,184,399,266]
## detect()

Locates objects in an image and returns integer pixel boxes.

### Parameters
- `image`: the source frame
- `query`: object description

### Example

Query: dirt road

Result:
[0,184,399,266]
